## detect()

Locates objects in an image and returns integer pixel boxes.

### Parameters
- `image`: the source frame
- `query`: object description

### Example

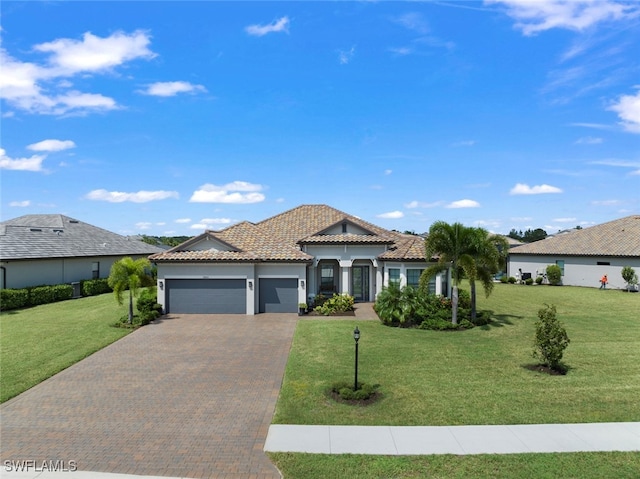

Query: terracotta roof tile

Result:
[150,204,427,263]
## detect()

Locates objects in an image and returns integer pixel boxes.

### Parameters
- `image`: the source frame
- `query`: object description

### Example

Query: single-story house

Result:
[150,204,448,315]
[507,215,640,289]
[0,214,164,290]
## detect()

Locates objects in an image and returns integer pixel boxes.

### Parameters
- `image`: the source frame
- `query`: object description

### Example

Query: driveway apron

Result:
[1,314,298,479]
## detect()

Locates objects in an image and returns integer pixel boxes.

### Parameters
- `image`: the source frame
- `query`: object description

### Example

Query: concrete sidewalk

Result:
[264,422,640,455]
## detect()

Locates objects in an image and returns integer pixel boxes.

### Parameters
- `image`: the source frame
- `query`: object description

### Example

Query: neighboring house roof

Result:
[150,204,428,263]
[0,214,165,260]
[509,215,640,257]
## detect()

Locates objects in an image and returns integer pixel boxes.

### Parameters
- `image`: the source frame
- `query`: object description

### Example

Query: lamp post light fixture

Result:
[353,326,360,391]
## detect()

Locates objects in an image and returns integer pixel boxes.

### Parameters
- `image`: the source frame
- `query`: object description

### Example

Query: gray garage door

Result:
[259,278,298,313]
[166,279,246,314]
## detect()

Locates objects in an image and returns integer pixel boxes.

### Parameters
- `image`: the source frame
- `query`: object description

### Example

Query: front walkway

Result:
[1,314,298,479]
[265,422,640,455]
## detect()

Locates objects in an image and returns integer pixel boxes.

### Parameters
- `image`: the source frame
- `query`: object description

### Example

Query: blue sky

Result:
[1,1,639,237]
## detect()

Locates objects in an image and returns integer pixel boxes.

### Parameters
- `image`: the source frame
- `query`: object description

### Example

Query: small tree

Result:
[621,266,638,292]
[107,257,153,323]
[533,304,570,372]
[546,264,562,286]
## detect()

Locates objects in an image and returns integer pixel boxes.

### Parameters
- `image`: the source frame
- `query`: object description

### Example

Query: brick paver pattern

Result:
[1,313,298,479]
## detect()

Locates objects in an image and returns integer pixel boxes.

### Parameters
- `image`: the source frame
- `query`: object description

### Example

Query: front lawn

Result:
[273,284,640,426]
[269,451,640,479]
[0,294,130,403]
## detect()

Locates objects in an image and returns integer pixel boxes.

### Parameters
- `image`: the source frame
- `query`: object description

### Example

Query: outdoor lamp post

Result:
[353,326,360,391]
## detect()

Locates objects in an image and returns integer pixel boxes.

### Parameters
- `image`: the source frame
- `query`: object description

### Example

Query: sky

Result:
[1,0,639,237]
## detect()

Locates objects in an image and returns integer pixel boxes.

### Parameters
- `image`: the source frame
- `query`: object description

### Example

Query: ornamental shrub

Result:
[82,278,112,296]
[314,293,355,315]
[546,264,562,286]
[0,289,29,310]
[500,276,509,284]
[525,278,534,285]
[508,276,517,284]
[533,304,570,371]
[535,276,543,285]
[621,266,638,292]
[29,285,73,306]
[330,381,378,401]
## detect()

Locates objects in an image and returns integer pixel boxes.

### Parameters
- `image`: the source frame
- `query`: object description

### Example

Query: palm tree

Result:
[466,228,510,322]
[422,221,475,325]
[107,257,153,323]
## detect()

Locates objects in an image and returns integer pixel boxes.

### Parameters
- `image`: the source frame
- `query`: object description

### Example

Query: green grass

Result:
[269,452,640,479]
[273,284,640,425]
[271,284,640,478]
[1,293,130,403]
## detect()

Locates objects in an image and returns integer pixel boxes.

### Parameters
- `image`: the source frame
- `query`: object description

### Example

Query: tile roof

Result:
[509,215,640,257]
[150,204,428,263]
[0,214,165,260]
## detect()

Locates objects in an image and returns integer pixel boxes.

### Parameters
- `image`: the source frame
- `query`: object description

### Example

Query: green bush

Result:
[621,266,638,292]
[314,293,355,316]
[535,276,543,285]
[500,276,509,284]
[330,381,378,401]
[82,278,112,296]
[0,289,29,310]
[457,288,471,308]
[419,317,463,330]
[533,304,570,371]
[29,285,73,306]
[525,278,534,285]
[508,276,517,284]
[136,287,161,313]
[546,264,562,286]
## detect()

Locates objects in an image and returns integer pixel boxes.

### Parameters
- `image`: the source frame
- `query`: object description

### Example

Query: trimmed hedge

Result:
[1,279,113,311]
[1,288,29,310]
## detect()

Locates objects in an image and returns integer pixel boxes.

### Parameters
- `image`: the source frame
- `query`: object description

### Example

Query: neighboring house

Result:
[150,204,448,315]
[508,215,640,289]
[0,214,164,290]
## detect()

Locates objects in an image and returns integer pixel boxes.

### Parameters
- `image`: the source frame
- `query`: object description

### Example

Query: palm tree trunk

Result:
[451,286,458,325]
[128,289,134,324]
[470,280,477,323]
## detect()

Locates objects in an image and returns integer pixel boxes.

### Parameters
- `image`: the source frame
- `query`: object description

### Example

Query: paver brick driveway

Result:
[1,314,298,479]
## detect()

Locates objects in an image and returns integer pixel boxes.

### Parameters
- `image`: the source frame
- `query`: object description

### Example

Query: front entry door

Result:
[351,266,369,301]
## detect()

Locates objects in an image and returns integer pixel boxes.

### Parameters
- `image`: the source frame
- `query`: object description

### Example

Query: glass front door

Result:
[351,265,369,301]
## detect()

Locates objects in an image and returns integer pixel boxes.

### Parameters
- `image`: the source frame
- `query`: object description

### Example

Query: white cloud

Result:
[446,199,480,208]
[510,216,533,222]
[393,12,430,34]
[175,218,192,224]
[486,0,635,36]
[591,199,621,206]
[34,30,155,74]
[0,30,154,115]
[27,139,76,152]
[140,81,207,97]
[591,159,640,175]
[574,136,603,144]
[553,217,577,222]
[384,169,393,175]
[136,222,153,230]
[377,210,404,219]
[339,46,356,65]
[9,200,31,207]
[608,89,640,133]
[405,200,444,209]
[189,181,265,204]
[245,16,290,37]
[0,148,46,172]
[510,183,563,195]
[85,189,179,203]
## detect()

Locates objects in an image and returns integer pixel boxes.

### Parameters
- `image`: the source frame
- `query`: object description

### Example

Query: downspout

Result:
[0,266,6,289]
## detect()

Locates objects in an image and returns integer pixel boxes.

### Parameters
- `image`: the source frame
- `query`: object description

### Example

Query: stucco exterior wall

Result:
[508,255,640,289]
[0,255,144,289]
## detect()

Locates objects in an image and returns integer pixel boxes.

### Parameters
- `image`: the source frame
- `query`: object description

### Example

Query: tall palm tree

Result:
[466,228,510,322]
[422,221,475,325]
[107,257,153,323]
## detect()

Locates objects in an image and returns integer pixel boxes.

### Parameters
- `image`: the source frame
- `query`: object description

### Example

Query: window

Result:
[407,269,424,287]
[555,260,565,276]
[597,261,610,266]
[389,268,400,284]
[342,223,347,233]
[92,262,100,279]
[321,264,334,291]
